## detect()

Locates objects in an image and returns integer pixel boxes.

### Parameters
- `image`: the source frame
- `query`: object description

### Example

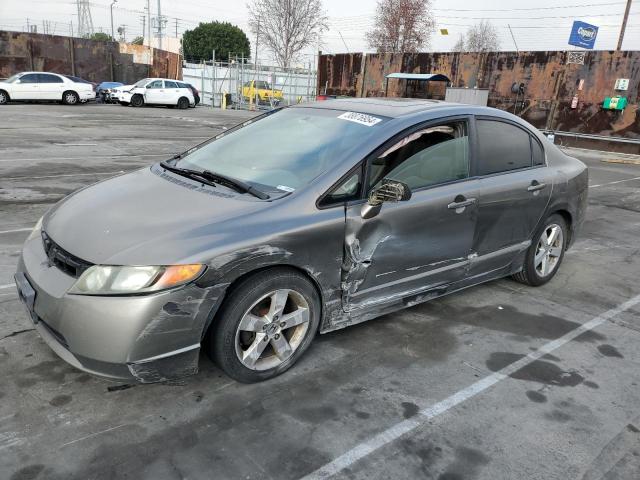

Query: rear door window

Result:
[164,80,178,88]
[531,137,545,166]
[39,74,63,83]
[476,119,532,175]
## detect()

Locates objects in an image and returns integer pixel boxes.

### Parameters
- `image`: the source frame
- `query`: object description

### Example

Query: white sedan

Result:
[0,72,95,105]
[112,78,195,109]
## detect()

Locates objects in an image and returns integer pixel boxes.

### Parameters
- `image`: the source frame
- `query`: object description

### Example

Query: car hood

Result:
[43,165,270,266]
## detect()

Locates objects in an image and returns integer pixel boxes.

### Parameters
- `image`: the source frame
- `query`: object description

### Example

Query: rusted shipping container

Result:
[318,50,640,152]
[0,31,182,83]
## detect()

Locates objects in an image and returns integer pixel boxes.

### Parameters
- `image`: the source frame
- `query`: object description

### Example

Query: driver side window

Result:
[147,80,163,89]
[368,121,470,192]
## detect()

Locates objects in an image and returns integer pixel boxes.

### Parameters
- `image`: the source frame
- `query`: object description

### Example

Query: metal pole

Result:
[157,0,162,50]
[110,0,117,41]
[146,0,151,47]
[508,24,519,54]
[616,0,632,51]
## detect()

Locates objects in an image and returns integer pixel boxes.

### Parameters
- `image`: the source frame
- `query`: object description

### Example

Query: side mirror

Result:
[368,179,412,206]
[146,85,152,89]
[361,179,411,219]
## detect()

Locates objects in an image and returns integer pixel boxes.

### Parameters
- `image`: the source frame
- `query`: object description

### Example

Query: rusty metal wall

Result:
[318,50,640,146]
[0,31,182,83]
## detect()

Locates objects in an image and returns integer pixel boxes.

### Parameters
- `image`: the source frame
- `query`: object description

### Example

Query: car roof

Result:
[295,97,504,119]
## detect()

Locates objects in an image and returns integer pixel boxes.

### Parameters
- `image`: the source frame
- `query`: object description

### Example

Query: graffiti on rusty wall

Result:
[318,50,640,140]
[0,31,182,83]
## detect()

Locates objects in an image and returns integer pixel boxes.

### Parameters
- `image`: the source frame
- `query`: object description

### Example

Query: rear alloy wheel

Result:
[131,94,144,107]
[0,90,9,104]
[209,268,320,383]
[513,214,567,286]
[62,91,79,105]
[177,97,189,109]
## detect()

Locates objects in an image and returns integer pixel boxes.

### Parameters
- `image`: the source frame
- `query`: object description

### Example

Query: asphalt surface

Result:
[1,103,639,480]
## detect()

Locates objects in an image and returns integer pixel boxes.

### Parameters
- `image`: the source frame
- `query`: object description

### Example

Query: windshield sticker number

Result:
[337,111,382,127]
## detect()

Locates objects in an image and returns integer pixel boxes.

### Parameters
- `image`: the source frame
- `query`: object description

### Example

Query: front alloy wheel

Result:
[235,289,310,371]
[209,268,320,383]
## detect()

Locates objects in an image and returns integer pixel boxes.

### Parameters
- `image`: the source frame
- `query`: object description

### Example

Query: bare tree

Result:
[247,0,328,68]
[366,0,435,53]
[452,34,466,52]
[464,20,500,52]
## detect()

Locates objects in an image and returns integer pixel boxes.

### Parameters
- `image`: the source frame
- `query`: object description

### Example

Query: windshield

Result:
[4,74,21,83]
[133,78,151,88]
[255,81,272,89]
[175,108,388,192]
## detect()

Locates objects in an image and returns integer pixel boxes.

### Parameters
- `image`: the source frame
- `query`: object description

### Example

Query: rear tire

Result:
[62,91,79,105]
[512,213,567,286]
[0,90,9,104]
[208,268,320,383]
[131,94,144,107]
[177,96,189,109]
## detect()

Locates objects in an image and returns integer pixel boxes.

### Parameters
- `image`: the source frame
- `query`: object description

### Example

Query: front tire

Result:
[513,213,567,286]
[62,91,79,105]
[209,268,320,383]
[131,94,144,107]
[0,90,9,104]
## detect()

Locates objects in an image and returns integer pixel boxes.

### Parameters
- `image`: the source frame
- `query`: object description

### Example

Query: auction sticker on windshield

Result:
[337,111,382,127]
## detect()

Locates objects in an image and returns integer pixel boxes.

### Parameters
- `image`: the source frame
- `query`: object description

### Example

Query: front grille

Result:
[41,231,93,278]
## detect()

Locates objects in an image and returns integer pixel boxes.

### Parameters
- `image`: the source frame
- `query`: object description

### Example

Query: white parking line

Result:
[0,283,15,290]
[590,176,640,188]
[4,171,126,181]
[0,227,32,235]
[301,293,640,480]
[0,153,177,163]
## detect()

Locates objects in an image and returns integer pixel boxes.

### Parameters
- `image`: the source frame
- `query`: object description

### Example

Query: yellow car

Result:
[241,80,283,105]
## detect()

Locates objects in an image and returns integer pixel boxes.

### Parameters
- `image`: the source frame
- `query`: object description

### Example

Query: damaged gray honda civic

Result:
[15,98,588,383]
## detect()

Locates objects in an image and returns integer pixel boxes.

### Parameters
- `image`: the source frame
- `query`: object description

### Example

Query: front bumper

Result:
[113,91,132,103]
[15,232,221,383]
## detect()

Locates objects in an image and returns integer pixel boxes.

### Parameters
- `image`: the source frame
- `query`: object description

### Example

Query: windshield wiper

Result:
[160,161,270,200]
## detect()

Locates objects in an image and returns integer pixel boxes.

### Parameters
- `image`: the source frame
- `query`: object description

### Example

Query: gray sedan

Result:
[15,99,588,383]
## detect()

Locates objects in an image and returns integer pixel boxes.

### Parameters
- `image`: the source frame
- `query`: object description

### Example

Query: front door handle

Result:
[447,195,476,212]
[527,181,547,192]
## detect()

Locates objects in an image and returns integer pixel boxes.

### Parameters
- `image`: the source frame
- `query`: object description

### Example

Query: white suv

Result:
[0,72,95,105]
[113,78,195,109]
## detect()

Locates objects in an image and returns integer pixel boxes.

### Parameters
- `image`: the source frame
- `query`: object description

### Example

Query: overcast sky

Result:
[1,0,638,65]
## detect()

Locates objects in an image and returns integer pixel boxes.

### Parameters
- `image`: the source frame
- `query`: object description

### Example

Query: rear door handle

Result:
[527,182,547,192]
[448,196,476,210]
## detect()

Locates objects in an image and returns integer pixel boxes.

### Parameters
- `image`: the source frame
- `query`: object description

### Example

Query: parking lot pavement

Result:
[1,104,639,480]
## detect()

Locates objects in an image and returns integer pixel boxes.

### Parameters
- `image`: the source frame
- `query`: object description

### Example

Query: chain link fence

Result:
[183,56,318,110]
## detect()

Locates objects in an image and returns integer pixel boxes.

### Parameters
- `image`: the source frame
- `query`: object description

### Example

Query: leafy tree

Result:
[131,36,144,45]
[366,0,434,53]
[85,32,112,42]
[182,22,250,62]
[248,0,327,68]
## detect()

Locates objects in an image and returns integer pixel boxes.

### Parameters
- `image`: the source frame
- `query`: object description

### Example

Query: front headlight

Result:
[69,264,205,295]
[27,216,43,241]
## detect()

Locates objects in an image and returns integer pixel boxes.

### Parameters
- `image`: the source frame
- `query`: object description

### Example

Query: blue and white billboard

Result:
[568,21,599,49]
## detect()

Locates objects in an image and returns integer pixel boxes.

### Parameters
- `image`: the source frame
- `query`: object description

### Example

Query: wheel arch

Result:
[548,208,574,248]
[0,89,10,101]
[62,89,78,101]
[201,263,326,339]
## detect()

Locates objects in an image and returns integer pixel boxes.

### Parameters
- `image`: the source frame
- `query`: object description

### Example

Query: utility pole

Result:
[254,19,259,70]
[616,0,632,50]
[174,18,179,38]
[146,0,151,47]
[140,15,146,42]
[110,0,117,41]
[508,24,519,54]
[157,0,163,50]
